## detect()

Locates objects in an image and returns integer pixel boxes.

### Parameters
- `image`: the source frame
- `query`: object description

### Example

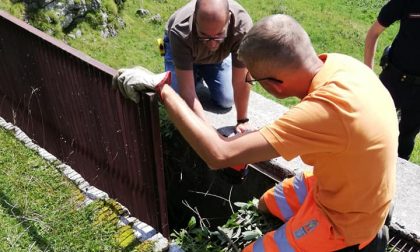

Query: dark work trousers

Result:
[380,66,420,160]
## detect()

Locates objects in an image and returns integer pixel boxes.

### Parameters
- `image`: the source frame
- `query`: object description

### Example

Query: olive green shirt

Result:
[165,0,253,70]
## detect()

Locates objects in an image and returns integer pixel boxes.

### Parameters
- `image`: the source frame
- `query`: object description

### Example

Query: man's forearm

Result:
[233,82,250,121]
[175,68,211,125]
[364,21,385,69]
[232,67,250,121]
[181,93,211,125]
[364,33,378,69]
[160,85,225,168]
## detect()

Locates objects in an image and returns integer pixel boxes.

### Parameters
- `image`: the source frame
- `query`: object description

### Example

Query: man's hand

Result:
[112,66,171,103]
[235,118,252,134]
[235,121,249,134]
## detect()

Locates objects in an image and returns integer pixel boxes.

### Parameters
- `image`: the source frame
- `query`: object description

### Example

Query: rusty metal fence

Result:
[0,10,168,236]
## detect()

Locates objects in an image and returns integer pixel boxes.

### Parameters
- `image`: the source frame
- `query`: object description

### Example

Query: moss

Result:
[73,189,87,205]
[94,205,119,226]
[134,241,155,252]
[115,225,137,248]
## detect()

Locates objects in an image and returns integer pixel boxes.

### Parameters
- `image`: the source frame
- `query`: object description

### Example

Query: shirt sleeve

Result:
[231,10,253,68]
[377,0,405,27]
[259,99,348,161]
[231,39,246,68]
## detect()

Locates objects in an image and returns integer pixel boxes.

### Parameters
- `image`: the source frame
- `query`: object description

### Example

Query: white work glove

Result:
[112,66,171,103]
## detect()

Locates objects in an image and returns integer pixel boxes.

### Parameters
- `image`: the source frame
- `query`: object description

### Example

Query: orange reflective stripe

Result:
[263,188,286,221]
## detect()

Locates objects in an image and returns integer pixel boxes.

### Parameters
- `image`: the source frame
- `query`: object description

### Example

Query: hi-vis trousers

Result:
[243,172,374,252]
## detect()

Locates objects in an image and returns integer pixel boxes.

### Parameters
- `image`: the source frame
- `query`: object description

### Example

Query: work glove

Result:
[112,66,171,103]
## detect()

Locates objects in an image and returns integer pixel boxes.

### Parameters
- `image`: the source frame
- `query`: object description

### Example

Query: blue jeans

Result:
[163,35,233,109]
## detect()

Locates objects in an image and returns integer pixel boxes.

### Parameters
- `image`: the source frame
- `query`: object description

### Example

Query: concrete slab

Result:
[392,158,420,241]
[198,86,420,242]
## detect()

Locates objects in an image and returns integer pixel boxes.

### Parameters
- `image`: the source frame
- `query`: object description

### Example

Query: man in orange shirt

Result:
[114,14,398,251]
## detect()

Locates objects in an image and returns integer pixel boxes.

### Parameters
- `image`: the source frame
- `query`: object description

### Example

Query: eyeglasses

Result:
[197,36,227,43]
[196,19,230,44]
[245,71,283,85]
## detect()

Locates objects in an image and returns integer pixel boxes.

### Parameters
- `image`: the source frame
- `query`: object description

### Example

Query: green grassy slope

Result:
[0,128,120,250]
[1,0,418,160]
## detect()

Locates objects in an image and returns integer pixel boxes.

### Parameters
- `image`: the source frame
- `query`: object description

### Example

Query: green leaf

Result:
[233,202,248,208]
[242,230,262,241]
[187,216,196,230]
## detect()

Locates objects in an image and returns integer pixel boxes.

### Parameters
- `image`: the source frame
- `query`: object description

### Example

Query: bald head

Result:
[195,0,230,24]
[238,14,318,71]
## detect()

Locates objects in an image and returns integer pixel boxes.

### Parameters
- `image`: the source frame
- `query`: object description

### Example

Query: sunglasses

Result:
[245,71,283,85]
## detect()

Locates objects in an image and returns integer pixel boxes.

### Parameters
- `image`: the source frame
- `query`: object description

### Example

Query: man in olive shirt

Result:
[164,0,252,132]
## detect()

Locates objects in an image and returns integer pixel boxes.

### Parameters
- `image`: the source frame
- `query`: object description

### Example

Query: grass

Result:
[0,0,419,249]
[0,0,418,182]
[0,128,118,250]
[0,127,155,251]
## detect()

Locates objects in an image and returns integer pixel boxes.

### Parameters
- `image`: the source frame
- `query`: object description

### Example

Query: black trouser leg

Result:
[398,108,420,160]
[334,204,393,252]
[359,225,389,252]
[334,226,389,252]
[380,67,420,160]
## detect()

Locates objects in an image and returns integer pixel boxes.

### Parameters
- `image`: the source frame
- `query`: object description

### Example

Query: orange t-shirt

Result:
[259,53,399,245]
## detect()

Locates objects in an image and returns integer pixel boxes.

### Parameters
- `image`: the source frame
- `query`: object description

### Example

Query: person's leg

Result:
[379,67,402,110]
[245,173,349,252]
[398,107,420,160]
[199,55,233,109]
[193,65,204,87]
[244,172,313,252]
[163,34,179,92]
[357,225,389,252]
[379,67,420,160]
[258,172,314,222]
[385,201,394,226]
[335,201,394,252]
[397,82,420,160]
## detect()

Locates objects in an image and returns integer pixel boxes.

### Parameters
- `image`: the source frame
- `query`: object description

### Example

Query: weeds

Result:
[171,199,283,252]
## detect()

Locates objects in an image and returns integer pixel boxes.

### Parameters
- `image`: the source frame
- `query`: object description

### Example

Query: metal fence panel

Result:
[0,10,168,236]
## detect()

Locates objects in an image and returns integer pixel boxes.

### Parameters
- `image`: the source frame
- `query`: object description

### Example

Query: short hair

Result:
[238,14,316,70]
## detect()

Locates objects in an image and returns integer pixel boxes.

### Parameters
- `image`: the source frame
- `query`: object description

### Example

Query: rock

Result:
[117,17,125,28]
[75,29,82,37]
[19,0,124,37]
[149,14,162,24]
[62,13,74,29]
[136,8,150,17]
